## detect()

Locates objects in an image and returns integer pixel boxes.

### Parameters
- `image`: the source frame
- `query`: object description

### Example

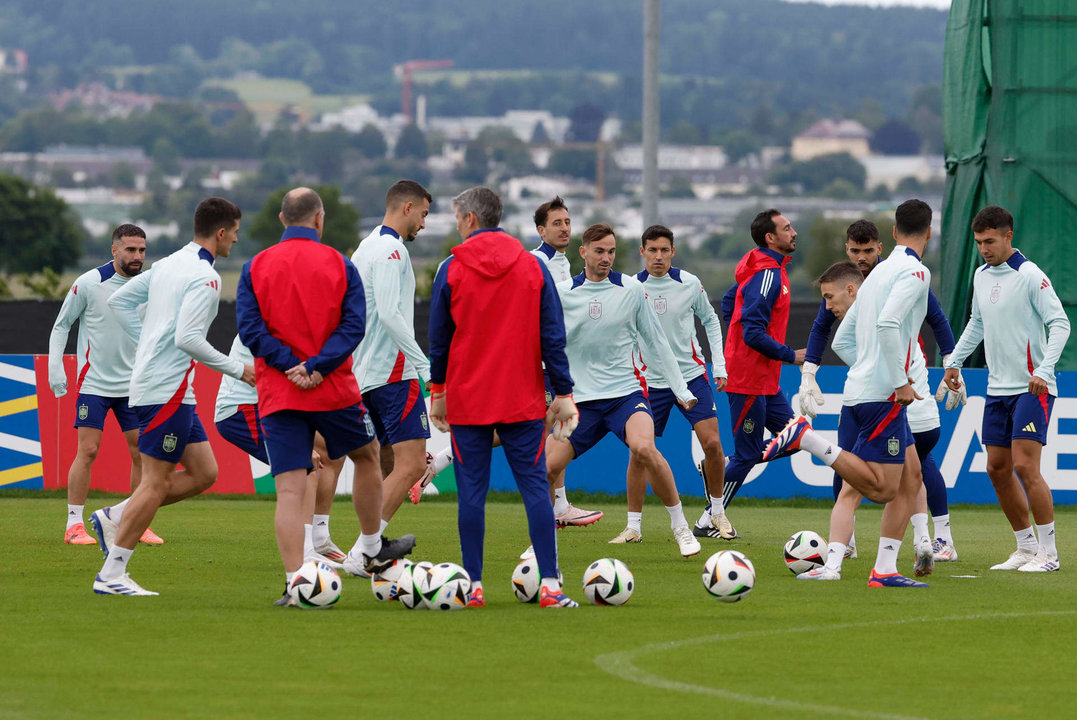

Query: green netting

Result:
[942,0,1077,369]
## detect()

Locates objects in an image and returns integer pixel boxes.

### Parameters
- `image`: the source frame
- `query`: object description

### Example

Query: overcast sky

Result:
[786,0,951,8]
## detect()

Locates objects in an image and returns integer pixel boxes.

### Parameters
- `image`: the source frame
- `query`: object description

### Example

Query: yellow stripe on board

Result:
[0,395,38,418]
[0,462,43,487]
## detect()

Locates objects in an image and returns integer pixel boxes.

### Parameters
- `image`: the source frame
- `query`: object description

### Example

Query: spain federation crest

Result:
[162,433,178,454]
[990,283,1001,304]
[654,296,667,315]
[887,437,900,456]
[420,413,429,431]
[78,404,88,421]
[742,418,755,434]
[589,300,602,320]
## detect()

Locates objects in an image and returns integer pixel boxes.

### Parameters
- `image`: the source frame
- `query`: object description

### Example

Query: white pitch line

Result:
[0,363,36,386]
[594,610,1077,720]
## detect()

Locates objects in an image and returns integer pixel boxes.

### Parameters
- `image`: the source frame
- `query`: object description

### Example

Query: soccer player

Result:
[90,198,255,596]
[530,196,603,527]
[943,206,1070,572]
[719,210,805,511]
[546,222,702,558]
[48,224,163,546]
[428,185,580,608]
[237,187,415,605]
[799,261,940,580]
[351,180,433,529]
[614,224,733,544]
[798,219,961,560]
[213,335,346,567]
[766,199,940,588]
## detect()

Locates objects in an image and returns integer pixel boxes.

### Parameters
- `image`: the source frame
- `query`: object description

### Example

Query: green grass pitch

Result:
[1,492,1074,719]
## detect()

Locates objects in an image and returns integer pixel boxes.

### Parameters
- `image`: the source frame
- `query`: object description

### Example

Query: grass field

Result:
[2,492,1074,720]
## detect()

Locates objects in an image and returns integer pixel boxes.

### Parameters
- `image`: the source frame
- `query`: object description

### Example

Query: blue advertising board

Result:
[485,366,1077,505]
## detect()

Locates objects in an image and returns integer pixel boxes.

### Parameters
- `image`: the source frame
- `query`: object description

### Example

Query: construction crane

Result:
[393,59,454,122]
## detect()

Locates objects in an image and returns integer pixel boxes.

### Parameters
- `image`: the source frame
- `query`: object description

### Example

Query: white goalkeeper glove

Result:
[545,394,579,442]
[798,361,824,419]
[935,355,967,411]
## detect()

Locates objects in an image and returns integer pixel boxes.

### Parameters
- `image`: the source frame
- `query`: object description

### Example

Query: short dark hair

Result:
[385,179,431,210]
[845,219,879,244]
[534,196,569,228]
[894,199,932,237]
[641,224,674,248]
[971,205,1014,233]
[815,260,864,288]
[280,187,324,226]
[112,223,146,242]
[750,209,782,248]
[193,197,242,238]
[582,222,615,246]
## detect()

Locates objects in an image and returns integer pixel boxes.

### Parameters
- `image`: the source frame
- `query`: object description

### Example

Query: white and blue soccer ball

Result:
[512,558,541,603]
[783,530,827,574]
[582,558,634,606]
[702,550,755,603]
[398,561,431,609]
[289,560,342,609]
[417,562,471,610]
[371,559,413,601]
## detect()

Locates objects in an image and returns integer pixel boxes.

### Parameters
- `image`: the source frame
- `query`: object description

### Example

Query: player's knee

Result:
[77,442,101,461]
[1012,459,1039,482]
[628,444,660,464]
[194,466,217,492]
[985,460,1011,481]
[700,437,723,459]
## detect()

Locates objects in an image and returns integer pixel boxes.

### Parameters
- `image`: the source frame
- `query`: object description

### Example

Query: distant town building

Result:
[791,119,872,161]
[0,47,28,74]
[614,144,771,198]
[48,83,159,118]
[859,154,945,191]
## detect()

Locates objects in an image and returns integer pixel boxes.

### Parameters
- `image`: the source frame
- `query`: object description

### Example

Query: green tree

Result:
[249,185,361,254]
[0,174,84,273]
[394,123,429,161]
[355,124,388,159]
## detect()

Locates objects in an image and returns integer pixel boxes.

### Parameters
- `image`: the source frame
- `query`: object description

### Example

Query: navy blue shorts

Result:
[569,391,652,458]
[845,401,913,465]
[983,392,1054,447]
[215,404,269,464]
[363,379,431,446]
[649,374,718,437]
[74,393,139,432]
[261,404,376,476]
[136,403,208,463]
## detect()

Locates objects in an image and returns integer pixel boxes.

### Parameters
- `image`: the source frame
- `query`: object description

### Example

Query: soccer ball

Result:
[289,560,342,609]
[582,558,634,606]
[511,558,541,603]
[398,561,431,609]
[371,559,413,601]
[702,550,755,603]
[416,562,472,610]
[783,530,828,574]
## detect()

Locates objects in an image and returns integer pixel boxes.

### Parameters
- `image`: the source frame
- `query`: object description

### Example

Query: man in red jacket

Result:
[428,186,580,609]
[237,186,414,606]
[718,209,806,512]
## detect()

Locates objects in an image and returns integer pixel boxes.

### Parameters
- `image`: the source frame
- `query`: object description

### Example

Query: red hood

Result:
[452,230,526,279]
[734,248,788,285]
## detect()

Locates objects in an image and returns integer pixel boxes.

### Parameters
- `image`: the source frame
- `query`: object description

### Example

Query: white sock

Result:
[695,507,711,526]
[67,504,84,529]
[110,498,130,523]
[825,542,846,572]
[910,513,930,547]
[665,502,688,530]
[874,537,902,575]
[312,514,330,546]
[1036,522,1057,556]
[627,511,642,534]
[932,514,953,545]
[285,571,295,584]
[378,519,389,535]
[356,533,381,558]
[433,447,453,474]
[303,524,314,557]
[849,530,857,549]
[709,495,725,514]
[540,577,562,593]
[1015,526,1038,552]
[471,580,483,591]
[552,487,569,515]
[799,430,841,465]
[100,545,135,580]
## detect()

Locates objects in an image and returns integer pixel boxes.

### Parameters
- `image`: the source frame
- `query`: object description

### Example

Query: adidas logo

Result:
[1041,278,1051,289]
[388,250,401,260]
[912,271,925,281]
[884,544,895,551]
[824,448,832,455]
[205,280,219,290]
[1022,422,1037,433]
[635,403,647,409]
